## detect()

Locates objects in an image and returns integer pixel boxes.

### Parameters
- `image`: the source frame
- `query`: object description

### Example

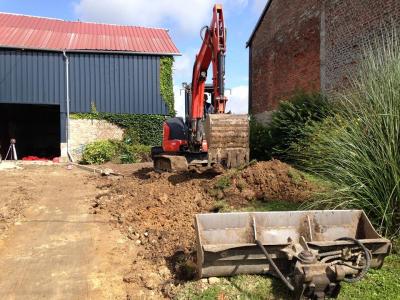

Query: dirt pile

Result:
[92,168,217,297]
[94,169,215,259]
[92,160,318,297]
[209,160,317,207]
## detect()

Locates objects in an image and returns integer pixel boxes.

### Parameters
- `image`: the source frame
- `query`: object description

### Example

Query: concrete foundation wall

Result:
[64,119,124,161]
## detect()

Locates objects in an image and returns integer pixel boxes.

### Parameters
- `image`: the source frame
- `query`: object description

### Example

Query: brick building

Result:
[247,0,400,123]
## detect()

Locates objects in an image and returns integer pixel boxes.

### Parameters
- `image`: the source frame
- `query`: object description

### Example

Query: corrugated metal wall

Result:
[69,53,168,114]
[0,49,65,106]
[0,49,169,115]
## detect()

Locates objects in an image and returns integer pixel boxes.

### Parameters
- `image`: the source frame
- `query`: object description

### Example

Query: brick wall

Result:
[65,119,124,161]
[324,0,400,90]
[250,0,321,115]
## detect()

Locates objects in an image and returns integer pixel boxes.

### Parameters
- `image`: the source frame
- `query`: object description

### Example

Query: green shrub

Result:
[214,175,232,190]
[249,93,331,162]
[294,31,400,237]
[81,140,118,165]
[269,91,332,160]
[249,117,273,161]
[123,127,140,145]
[122,144,151,163]
[82,139,151,165]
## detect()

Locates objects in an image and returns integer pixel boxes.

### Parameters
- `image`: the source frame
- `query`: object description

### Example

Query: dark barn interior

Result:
[0,104,60,159]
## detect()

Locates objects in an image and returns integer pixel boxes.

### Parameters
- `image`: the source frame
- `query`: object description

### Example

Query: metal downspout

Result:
[63,51,74,162]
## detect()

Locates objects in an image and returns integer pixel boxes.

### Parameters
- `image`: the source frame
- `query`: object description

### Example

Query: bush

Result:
[81,140,118,165]
[249,117,273,161]
[269,91,332,160]
[123,127,140,145]
[117,143,151,164]
[249,92,331,162]
[82,139,151,165]
[293,31,400,237]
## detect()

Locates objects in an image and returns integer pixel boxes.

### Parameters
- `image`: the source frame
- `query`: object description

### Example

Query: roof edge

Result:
[0,11,171,32]
[0,45,181,56]
[246,0,273,47]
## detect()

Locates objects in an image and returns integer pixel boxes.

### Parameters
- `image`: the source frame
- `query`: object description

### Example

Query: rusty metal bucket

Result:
[205,114,249,168]
[195,210,391,299]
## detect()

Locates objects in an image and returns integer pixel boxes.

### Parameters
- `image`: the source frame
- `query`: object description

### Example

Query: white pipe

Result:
[63,51,74,162]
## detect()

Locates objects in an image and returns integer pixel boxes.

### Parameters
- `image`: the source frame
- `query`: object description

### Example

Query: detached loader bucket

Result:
[195,210,391,299]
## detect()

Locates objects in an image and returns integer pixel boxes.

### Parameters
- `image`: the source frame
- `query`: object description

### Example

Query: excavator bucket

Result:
[205,114,249,168]
[195,210,391,299]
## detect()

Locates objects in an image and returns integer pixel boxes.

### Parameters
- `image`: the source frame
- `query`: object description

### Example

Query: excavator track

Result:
[205,114,249,168]
[153,155,189,172]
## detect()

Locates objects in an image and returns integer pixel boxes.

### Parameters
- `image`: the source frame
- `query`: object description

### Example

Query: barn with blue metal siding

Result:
[0,12,179,159]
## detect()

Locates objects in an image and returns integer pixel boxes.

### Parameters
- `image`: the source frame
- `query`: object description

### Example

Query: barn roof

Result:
[0,12,180,55]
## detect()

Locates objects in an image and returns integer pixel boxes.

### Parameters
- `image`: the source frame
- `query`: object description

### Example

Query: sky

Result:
[0,0,267,116]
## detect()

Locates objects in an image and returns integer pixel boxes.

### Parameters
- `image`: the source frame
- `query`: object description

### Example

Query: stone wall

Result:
[250,0,321,114]
[66,119,124,161]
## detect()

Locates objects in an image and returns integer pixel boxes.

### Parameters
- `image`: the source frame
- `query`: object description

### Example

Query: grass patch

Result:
[213,199,301,213]
[176,254,400,300]
[239,200,301,212]
[212,200,230,212]
[338,254,400,300]
[176,275,291,300]
[214,176,232,190]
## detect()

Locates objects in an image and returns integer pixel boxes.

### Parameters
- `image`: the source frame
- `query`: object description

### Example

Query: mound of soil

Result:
[94,169,215,259]
[92,160,318,297]
[209,159,317,207]
[92,168,217,297]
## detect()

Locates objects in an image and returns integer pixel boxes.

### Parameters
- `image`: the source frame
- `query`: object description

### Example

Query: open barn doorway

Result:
[0,104,60,160]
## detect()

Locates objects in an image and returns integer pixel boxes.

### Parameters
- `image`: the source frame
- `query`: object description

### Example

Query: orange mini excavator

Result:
[152,4,249,172]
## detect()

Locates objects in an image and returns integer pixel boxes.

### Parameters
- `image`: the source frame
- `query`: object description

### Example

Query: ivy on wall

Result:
[160,56,175,116]
[71,112,167,146]
[70,55,175,146]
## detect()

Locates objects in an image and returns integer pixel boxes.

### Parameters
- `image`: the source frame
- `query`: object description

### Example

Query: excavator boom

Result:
[152,4,249,172]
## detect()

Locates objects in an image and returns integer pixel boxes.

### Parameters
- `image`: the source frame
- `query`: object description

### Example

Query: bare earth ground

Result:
[92,160,317,298]
[0,164,134,299]
[0,160,317,299]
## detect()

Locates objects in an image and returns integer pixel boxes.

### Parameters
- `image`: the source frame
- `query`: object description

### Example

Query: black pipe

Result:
[336,237,371,283]
[255,240,295,291]
[218,53,225,96]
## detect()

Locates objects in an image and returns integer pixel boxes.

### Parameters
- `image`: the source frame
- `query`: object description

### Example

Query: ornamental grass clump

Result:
[295,30,400,237]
